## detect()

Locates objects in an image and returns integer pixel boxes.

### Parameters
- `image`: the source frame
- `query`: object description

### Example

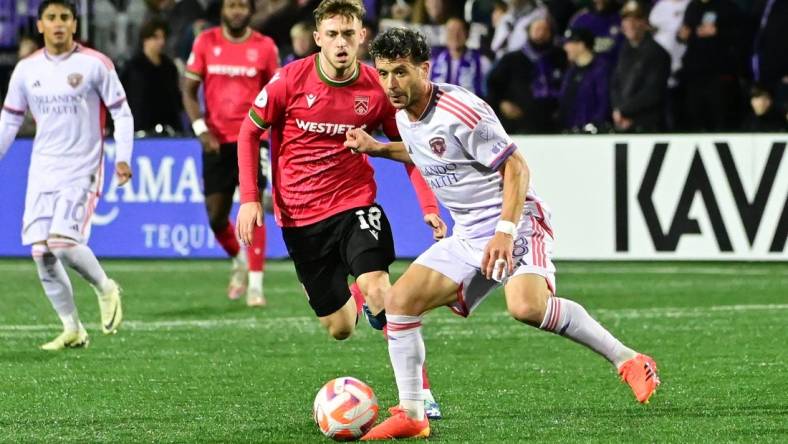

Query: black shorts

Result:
[282,204,395,317]
[202,142,268,195]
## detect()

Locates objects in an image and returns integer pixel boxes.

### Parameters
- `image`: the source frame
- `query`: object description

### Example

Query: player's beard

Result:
[222,15,251,37]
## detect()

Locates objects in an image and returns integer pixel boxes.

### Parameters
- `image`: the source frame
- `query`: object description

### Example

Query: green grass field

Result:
[1,259,787,443]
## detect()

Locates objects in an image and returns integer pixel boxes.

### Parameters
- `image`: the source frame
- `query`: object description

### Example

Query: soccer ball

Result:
[313,376,379,441]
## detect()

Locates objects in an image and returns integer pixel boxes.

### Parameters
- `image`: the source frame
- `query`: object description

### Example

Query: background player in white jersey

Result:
[0,0,133,350]
[345,28,661,440]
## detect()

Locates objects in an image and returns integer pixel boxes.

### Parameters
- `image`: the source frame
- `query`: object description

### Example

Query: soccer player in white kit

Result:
[0,0,133,350]
[345,28,661,440]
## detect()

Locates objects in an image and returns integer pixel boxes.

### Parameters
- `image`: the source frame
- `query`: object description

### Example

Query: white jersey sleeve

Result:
[0,63,27,161]
[94,58,133,165]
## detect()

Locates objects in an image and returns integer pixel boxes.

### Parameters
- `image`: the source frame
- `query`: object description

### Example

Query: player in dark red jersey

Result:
[236,0,445,419]
[183,0,278,307]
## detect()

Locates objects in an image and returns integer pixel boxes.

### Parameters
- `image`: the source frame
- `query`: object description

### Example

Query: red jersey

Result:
[185,27,278,143]
[241,54,437,227]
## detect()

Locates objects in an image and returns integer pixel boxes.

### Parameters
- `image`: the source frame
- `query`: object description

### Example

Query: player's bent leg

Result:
[504,275,658,403]
[207,193,246,299]
[356,270,390,329]
[31,242,89,350]
[364,265,457,440]
[317,295,358,340]
[47,235,122,335]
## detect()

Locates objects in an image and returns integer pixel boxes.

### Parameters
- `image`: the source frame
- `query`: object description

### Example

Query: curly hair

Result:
[369,27,431,64]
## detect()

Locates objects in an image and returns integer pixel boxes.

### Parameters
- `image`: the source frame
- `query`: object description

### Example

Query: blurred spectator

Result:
[253,0,321,49]
[558,27,612,132]
[359,21,378,64]
[488,17,566,133]
[411,0,463,24]
[568,0,623,66]
[17,35,39,59]
[611,1,670,132]
[750,0,788,94]
[145,0,206,61]
[678,0,742,131]
[430,17,490,96]
[743,84,787,132]
[650,0,689,85]
[283,21,317,65]
[649,0,690,130]
[121,18,183,135]
[491,0,548,58]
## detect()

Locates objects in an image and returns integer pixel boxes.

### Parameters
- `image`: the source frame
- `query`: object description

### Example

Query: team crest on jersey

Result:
[246,48,259,62]
[429,137,446,157]
[67,73,83,88]
[213,47,222,56]
[354,96,370,115]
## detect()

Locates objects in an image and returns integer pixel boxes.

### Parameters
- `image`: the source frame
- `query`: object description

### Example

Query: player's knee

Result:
[328,324,354,341]
[385,286,425,316]
[507,298,547,325]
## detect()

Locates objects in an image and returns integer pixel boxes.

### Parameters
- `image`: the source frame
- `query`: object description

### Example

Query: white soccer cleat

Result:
[40,327,89,351]
[246,287,267,308]
[96,279,123,335]
[228,255,248,300]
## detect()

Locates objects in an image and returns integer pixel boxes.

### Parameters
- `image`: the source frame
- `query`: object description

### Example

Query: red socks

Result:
[213,221,240,257]
[248,224,266,271]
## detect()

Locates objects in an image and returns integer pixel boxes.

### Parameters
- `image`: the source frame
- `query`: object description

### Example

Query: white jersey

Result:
[396,83,547,239]
[0,44,133,193]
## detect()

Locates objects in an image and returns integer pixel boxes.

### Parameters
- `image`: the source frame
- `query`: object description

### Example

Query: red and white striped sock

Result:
[540,296,636,368]
[386,314,426,419]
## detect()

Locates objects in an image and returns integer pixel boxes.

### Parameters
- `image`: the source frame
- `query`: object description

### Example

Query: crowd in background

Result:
[3,0,787,135]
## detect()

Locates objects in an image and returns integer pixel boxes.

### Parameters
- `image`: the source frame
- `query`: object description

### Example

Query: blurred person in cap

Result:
[649,0,690,130]
[611,1,671,132]
[558,26,612,132]
[567,0,623,66]
[743,84,787,132]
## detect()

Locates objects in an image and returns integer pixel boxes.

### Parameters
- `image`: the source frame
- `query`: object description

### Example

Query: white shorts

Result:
[22,186,98,245]
[413,214,556,318]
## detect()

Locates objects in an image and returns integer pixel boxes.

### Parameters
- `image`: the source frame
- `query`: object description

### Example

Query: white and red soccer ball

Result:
[313,376,379,441]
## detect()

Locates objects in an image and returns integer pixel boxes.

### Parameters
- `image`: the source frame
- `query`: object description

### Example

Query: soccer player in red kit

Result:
[236,0,445,419]
[183,0,278,306]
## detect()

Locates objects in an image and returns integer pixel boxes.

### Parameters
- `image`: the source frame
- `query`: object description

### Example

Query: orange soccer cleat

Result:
[361,407,430,441]
[619,354,661,403]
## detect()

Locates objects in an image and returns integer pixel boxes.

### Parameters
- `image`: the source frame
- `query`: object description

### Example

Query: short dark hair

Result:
[446,16,470,34]
[139,17,168,43]
[38,0,77,19]
[369,27,431,64]
[221,0,256,15]
[313,0,366,27]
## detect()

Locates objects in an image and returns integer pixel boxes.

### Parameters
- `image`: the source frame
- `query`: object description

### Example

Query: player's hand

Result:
[481,232,514,280]
[344,128,380,154]
[115,161,132,186]
[424,213,447,240]
[236,202,263,247]
[199,131,220,153]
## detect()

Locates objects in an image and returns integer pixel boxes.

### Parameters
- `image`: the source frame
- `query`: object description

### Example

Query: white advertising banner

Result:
[516,134,788,260]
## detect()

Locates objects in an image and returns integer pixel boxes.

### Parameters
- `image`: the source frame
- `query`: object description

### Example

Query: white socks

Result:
[32,244,81,331]
[540,296,636,368]
[248,271,263,293]
[48,238,109,292]
[386,314,426,420]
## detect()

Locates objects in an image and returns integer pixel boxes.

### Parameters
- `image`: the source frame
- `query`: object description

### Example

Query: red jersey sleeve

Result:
[405,163,439,216]
[185,33,206,80]
[262,38,280,83]
[247,69,287,129]
[380,102,401,141]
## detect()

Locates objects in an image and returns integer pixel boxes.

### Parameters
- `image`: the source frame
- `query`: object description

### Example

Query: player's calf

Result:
[504,275,550,327]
